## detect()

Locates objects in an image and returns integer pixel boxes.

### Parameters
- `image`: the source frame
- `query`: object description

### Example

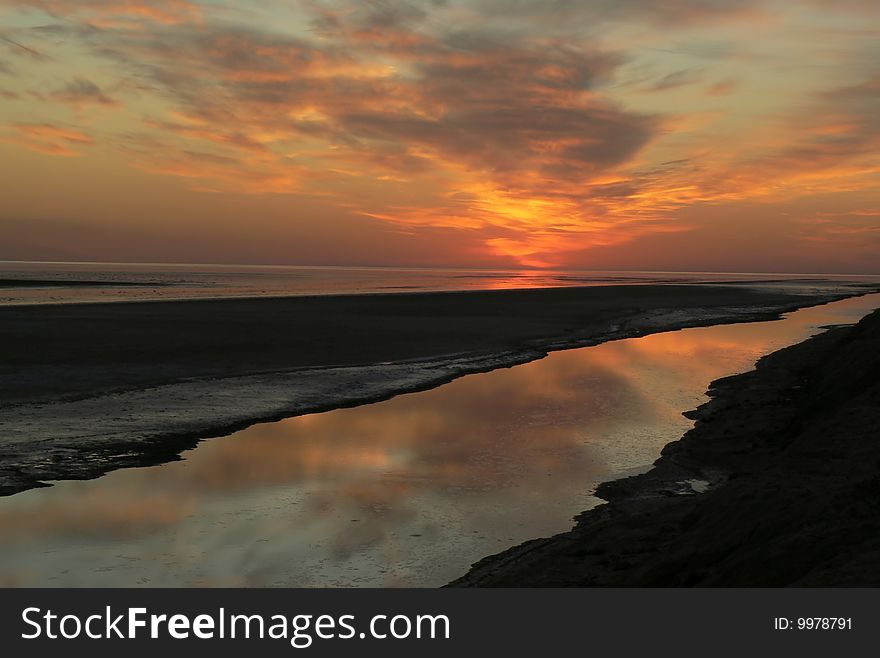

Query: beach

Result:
[1,283,875,499]
[451,306,880,586]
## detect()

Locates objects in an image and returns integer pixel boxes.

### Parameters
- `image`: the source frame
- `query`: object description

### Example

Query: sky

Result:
[0,0,878,272]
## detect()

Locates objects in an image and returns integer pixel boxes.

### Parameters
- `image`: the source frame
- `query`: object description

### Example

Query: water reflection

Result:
[1,294,878,586]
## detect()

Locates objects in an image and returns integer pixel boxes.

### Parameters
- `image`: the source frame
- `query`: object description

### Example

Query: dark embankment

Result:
[451,308,880,586]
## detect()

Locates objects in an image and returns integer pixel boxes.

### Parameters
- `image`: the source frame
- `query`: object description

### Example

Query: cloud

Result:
[595,69,880,214]
[2,122,93,156]
[643,68,704,93]
[797,209,880,249]
[736,72,880,195]
[469,0,762,27]
[802,0,880,12]
[4,4,670,263]
[51,77,118,107]
[2,0,876,268]
[1,0,203,26]
[704,79,737,96]
[0,33,48,60]
[830,74,880,102]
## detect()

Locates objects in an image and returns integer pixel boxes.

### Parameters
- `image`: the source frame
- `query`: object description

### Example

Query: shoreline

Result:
[0,278,169,289]
[1,284,876,497]
[450,305,880,586]
[1,277,871,308]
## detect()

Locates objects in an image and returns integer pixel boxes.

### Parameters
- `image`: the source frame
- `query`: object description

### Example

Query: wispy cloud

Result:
[51,77,118,107]
[2,122,93,156]
[2,0,203,26]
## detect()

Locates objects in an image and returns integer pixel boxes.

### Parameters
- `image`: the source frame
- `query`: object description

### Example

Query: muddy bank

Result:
[451,307,880,586]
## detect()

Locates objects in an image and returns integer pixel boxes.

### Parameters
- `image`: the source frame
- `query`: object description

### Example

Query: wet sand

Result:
[0,285,861,404]
[0,284,873,497]
[451,307,880,586]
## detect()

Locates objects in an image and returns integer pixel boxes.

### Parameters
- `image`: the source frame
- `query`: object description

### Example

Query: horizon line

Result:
[0,259,878,278]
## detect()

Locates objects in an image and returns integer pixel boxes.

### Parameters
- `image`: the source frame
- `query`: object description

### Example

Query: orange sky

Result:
[0,0,878,272]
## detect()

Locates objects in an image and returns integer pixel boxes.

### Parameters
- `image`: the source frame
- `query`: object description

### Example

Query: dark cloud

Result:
[829,74,880,102]
[470,0,760,26]
[309,0,447,37]
[51,77,117,106]
[50,8,657,196]
[0,33,49,60]
[777,73,879,166]
[0,0,678,263]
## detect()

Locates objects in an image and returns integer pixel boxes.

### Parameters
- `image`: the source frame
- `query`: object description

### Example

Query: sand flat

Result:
[0,284,853,403]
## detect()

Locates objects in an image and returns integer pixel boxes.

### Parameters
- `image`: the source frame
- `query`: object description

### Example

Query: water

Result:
[2,293,877,587]
[1,260,877,305]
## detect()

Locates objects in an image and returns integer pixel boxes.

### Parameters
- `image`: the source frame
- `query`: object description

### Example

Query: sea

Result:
[1,260,877,305]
